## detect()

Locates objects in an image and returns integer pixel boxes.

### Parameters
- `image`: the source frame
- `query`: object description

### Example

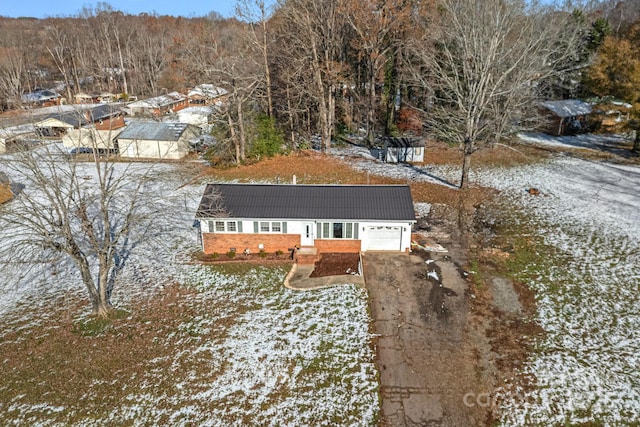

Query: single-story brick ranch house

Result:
[195,183,416,256]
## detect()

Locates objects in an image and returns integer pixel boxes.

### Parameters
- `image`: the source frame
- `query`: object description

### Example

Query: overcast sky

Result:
[0,0,255,19]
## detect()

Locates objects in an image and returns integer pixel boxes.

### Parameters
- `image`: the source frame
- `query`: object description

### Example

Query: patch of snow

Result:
[333,137,640,424]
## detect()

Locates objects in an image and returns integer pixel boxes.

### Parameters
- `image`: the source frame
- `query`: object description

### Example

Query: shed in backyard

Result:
[541,99,592,136]
[381,137,425,163]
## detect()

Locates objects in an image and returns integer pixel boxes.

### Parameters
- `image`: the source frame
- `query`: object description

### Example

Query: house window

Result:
[208,220,240,233]
[318,222,359,240]
[322,223,330,239]
[333,223,343,238]
[345,222,353,239]
[253,221,286,233]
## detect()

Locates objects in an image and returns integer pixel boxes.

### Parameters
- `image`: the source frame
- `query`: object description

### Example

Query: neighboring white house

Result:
[62,128,123,152]
[195,183,416,257]
[116,121,200,160]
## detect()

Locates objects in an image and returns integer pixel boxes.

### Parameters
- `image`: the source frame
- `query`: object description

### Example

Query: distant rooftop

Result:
[118,121,192,141]
[542,100,592,118]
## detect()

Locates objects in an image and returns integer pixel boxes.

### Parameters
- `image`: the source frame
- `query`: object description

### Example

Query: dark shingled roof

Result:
[381,136,424,148]
[196,184,416,221]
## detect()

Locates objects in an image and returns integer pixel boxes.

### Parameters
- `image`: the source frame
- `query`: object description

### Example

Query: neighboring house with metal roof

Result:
[35,104,126,137]
[541,99,593,136]
[116,121,201,160]
[195,183,416,257]
[20,89,63,107]
[127,92,188,116]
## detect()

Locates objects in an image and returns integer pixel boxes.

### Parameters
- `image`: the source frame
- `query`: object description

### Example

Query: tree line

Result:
[1,0,639,176]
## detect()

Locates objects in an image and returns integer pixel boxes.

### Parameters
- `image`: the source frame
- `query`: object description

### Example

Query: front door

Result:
[301,222,314,246]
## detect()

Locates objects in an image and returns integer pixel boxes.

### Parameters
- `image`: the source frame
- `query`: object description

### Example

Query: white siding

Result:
[118,138,190,160]
[62,128,122,149]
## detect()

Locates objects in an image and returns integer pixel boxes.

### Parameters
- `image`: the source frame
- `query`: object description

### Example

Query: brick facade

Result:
[203,233,300,254]
[314,239,361,253]
[202,233,362,255]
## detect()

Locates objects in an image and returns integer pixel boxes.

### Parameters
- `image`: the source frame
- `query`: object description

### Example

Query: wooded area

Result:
[1,0,640,174]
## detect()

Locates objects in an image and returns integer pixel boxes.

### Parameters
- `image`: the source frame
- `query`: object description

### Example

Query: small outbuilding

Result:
[371,137,425,163]
[541,99,592,136]
[116,121,200,160]
[195,183,416,256]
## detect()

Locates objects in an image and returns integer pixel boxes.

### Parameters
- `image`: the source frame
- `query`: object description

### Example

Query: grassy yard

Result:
[469,157,640,425]
[0,264,378,426]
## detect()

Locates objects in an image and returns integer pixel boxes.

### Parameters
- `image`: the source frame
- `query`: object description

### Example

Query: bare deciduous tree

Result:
[278,0,348,152]
[341,0,410,144]
[236,0,276,117]
[0,133,160,317]
[408,0,586,188]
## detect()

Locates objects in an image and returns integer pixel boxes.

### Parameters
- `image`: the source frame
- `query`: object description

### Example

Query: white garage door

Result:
[365,226,402,251]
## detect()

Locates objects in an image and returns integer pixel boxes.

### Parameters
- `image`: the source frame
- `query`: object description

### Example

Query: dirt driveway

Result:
[363,251,493,426]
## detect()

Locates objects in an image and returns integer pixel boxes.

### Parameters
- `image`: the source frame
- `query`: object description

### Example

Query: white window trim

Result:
[318,222,359,240]
[208,220,240,233]
[254,220,286,234]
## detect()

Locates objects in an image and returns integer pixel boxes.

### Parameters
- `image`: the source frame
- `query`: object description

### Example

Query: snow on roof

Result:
[128,92,186,109]
[20,90,61,104]
[117,121,192,141]
[0,124,36,139]
[188,84,228,99]
[542,99,592,118]
[178,106,215,115]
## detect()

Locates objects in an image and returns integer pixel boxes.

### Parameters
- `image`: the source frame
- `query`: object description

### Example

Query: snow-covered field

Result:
[0,151,378,425]
[2,133,638,425]
[333,135,640,424]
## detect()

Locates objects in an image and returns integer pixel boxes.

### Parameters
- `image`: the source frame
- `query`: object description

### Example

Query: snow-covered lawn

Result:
[332,135,640,424]
[0,155,378,426]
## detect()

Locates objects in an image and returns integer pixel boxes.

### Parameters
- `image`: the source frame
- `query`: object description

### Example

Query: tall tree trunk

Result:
[286,84,296,147]
[262,19,273,117]
[117,40,128,95]
[367,64,376,146]
[460,138,474,189]
[237,98,246,161]
[228,112,240,165]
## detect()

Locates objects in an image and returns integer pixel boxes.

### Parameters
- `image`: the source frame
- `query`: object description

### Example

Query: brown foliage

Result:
[0,183,12,204]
